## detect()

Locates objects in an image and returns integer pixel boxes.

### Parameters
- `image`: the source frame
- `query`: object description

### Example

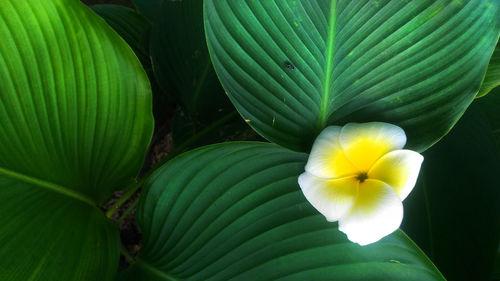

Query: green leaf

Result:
[90,4,169,121]
[0,0,153,203]
[205,0,500,152]
[0,181,119,281]
[122,142,444,280]
[402,101,500,280]
[0,0,153,279]
[477,40,500,97]
[145,0,231,116]
[136,0,252,153]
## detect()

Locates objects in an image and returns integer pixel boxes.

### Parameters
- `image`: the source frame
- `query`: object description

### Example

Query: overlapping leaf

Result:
[121,143,444,280]
[139,0,230,115]
[133,0,253,152]
[478,41,500,97]
[91,4,169,120]
[0,0,153,279]
[205,0,500,152]
[92,4,151,69]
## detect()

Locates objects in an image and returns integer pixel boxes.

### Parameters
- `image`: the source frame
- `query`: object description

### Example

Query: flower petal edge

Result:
[298,172,358,222]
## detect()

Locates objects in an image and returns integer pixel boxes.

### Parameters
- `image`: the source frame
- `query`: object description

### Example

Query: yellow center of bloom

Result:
[298,122,424,245]
[356,172,368,183]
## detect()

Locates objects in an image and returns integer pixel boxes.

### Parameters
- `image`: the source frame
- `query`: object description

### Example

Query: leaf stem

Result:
[120,245,136,265]
[118,199,139,223]
[105,177,145,218]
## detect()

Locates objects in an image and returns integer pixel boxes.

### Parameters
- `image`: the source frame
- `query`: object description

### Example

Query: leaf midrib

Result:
[317,0,337,132]
[0,165,97,207]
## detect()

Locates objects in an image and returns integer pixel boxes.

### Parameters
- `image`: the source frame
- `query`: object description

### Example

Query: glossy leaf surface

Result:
[205,0,500,152]
[402,101,500,280]
[0,0,153,279]
[122,143,444,280]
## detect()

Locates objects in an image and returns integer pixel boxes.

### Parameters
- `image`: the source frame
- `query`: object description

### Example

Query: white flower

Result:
[298,122,423,245]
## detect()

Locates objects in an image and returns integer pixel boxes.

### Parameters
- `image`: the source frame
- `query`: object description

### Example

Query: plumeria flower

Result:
[298,122,423,245]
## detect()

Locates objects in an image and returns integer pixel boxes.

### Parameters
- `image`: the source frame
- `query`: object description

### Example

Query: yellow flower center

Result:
[356,172,368,183]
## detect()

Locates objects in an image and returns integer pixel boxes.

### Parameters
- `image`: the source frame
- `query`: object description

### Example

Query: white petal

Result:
[298,172,358,222]
[338,179,403,245]
[368,150,424,200]
[305,126,358,179]
[339,122,407,172]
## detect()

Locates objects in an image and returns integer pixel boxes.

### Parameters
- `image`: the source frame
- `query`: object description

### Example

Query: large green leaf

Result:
[205,0,500,152]
[477,40,500,97]
[0,0,153,279]
[401,101,500,280]
[120,143,444,280]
